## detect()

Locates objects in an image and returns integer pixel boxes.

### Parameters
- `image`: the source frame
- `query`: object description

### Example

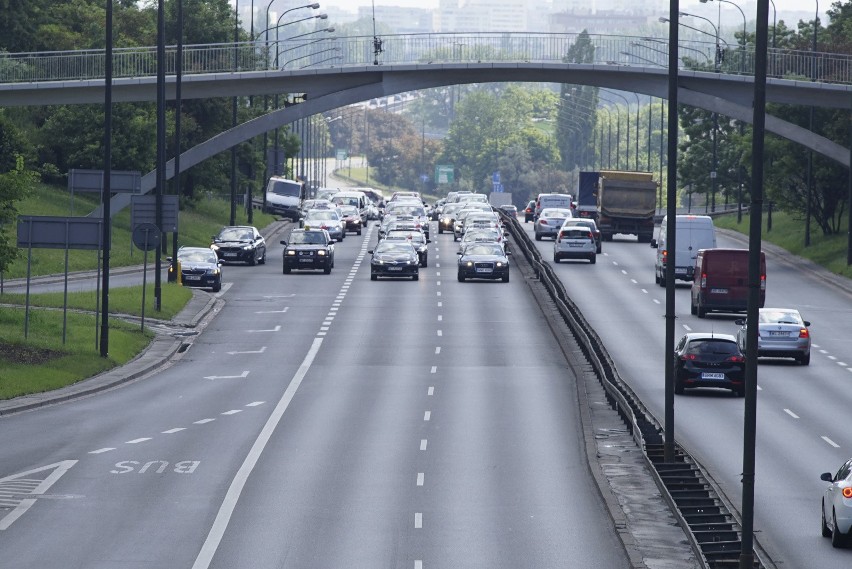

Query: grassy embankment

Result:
[0,183,276,400]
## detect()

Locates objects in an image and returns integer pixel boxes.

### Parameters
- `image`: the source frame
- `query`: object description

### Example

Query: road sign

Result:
[336,149,348,161]
[435,164,454,185]
[132,223,160,251]
[17,216,103,250]
[130,195,179,233]
[68,169,141,193]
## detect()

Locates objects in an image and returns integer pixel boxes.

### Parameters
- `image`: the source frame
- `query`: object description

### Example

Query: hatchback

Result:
[553,227,596,264]
[735,308,811,365]
[524,200,535,223]
[673,333,746,396]
[821,458,852,547]
[535,208,573,240]
[561,218,602,253]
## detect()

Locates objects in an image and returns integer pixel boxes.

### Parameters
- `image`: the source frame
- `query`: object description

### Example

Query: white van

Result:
[651,214,716,285]
[534,193,573,220]
[331,190,369,225]
[264,176,305,221]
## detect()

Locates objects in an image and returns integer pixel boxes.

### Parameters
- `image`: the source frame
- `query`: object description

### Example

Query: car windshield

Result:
[332,196,360,207]
[178,249,216,263]
[306,211,339,221]
[376,242,414,254]
[217,227,253,241]
[387,231,425,243]
[289,231,326,245]
[339,206,359,216]
[759,310,803,324]
[464,229,499,241]
[268,179,301,197]
[463,244,503,256]
[686,340,739,355]
[386,205,425,217]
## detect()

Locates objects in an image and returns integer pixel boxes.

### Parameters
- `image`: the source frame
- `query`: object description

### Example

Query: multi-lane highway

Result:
[520,220,852,567]
[1,223,634,568]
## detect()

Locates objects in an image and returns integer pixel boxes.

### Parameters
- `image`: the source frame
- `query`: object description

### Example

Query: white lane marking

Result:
[194,419,215,425]
[317,332,327,337]
[430,366,437,374]
[631,279,638,284]
[438,301,442,307]
[813,343,820,348]
[683,324,692,331]
[424,411,431,421]
[757,385,762,391]
[428,386,434,396]
[822,436,840,448]
[436,263,441,268]
[246,402,265,407]
[221,410,242,416]
[435,346,441,354]
[254,308,289,314]
[204,371,250,380]
[621,270,627,275]
[332,302,341,306]
[415,561,423,569]
[323,320,333,325]
[437,330,442,337]
[828,355,837,361]
[838,362,847,367]
[320,327,329,331]
[784,409,800,419]
[438,315,443,321]
[415,513,423,528]
[437,291,441,297]
[125,438,151,444]
[162,428,186,434]
[847,368,852,373]
[420,439,428,450]
[329,307,338,312]
[437,281,441,286]
[227,347,266,355]
[247,325,281,333]
[436,272,441,277]
[192,338,323,569]
[641,289,648,294]
[653,299,661,304]
[0,460,77,531]
[819,349,828,354]
[89,448,115,454]
[263,294,295,298]
[417,473,424,486]
[613,261,619,266]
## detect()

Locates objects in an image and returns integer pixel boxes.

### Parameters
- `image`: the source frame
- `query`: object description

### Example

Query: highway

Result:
[520,220,852,568]
[0,224,632,568]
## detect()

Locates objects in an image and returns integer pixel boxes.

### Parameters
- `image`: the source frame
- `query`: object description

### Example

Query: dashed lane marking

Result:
[784,409,800,419]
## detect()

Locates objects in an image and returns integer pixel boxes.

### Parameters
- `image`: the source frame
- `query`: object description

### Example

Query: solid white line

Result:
[420,439,428,450]
[221,410,242,416]
[125,438,151,444]
[822,436,840,448]
[414,512,423,528]
[430,366,437,374]
[247,325,281,333]
[88,448,115,454]
[417,473,424,486]
[254,308,288,314]
[435,346,441,354]
[194,419,215,425]
[683,324,692,331]
[428,386,434,396]
[784,409,800,419]
[245,402,265,407]
[192,338,323,569]
[424,411,431,421]
[162,428,186,434]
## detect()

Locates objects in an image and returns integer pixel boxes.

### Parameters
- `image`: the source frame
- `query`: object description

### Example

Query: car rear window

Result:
[560,229,591,239]
[686,340,739,355]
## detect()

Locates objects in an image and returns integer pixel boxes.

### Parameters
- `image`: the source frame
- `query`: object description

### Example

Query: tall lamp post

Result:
[699,0,746,72]
[806,1,819,247]
[600,91,629,170]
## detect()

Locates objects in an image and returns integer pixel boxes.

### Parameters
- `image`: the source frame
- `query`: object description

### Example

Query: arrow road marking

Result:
[0,460,77,530]
[247,325,281,333]
[227,347,267,355]
[204,371,250,380]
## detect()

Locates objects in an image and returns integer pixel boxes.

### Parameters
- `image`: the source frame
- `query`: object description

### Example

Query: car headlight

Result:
[466,261,473,267]
[242,244,253,250]
[286,250,296,256]
[210,244,220,251]
[496,262,504,267]
[318,250,326,256]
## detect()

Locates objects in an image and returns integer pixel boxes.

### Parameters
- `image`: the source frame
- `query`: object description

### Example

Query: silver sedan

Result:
[534,208,573,241]
[734,308,811,365]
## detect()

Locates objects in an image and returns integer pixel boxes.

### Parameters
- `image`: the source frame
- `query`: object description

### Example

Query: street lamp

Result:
[699,0,747,72]
[262,2,320,64]
[600,90,631,171]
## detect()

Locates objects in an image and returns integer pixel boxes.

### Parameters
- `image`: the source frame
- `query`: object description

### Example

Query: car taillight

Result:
[843,487,852,499]
[700,273,707,288]
[662,249,667,262]
[540,219,548,225]
[760,274,766,290]
[727,355,745,363]
[799,328,809,338]
[681,354,697,361]
[587,231,594,239]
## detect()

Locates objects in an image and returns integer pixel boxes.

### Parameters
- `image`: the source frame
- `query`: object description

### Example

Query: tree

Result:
[558,31,598,171]
[0,156,38,272]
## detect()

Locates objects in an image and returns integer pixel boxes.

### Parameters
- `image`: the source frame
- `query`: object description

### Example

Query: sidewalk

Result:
[0,220,291,416]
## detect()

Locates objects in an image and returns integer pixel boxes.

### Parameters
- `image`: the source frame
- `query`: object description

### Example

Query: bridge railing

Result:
[1,32,851,85]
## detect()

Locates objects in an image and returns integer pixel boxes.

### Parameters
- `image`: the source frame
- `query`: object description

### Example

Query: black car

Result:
[281,229,334,274]
[369,241,420,281]
[385,229,429,267]
[457,243,510,283]
[169,246,222,292]
[338,205,363,235]
[673,333,746,396]
[211,225,266,265]
[524,200,535,223]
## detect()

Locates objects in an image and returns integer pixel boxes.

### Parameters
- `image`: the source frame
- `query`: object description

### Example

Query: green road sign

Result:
[435,164,454,184]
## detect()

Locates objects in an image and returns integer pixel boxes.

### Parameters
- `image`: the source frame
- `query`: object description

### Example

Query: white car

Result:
[553,226,596,264]
[821,458,852,547]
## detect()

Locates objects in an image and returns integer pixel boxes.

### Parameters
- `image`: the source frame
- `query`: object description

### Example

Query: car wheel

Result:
[697,304,706,319]
[597,245,602,254]
[674,380,684,395]
[502,273,509,283]
[212,281,222,293]
[798,352,811,366]
[357,228,362,235]
[832,510,848,548]
[283,265,291,274]
[823,501,832,538]
[589,255,596,264]
[457,273,465,282]
[422,256,428,268]
[370,273,378,281]
[412,273,419,281]
[249,253,257,266]
[535,233,542,241]
[690,301,697,316]
[453,235,459,242]
[553,255,560,263]
[259,251,266,265]
[438,226,444,234]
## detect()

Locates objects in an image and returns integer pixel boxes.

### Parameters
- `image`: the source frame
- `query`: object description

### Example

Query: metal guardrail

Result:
[500,210,774,569]
[0,32,850,86]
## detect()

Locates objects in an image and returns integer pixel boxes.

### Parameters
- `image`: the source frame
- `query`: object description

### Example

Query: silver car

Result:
[821,458,852,547]
[553,226,596,264]
[734,308,811,365]
[535,208,572,241]
[302,209,345,241]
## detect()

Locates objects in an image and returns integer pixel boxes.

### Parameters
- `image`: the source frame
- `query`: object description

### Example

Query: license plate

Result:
[223,252,237,257]
[768,331,788,336]
[675,268,687,274]
[710,288,728,294]
[701,372,725,380]
[568,243,584,247]
[299,258,313,263]
[184,275,201,281]
[388,266,403,271]
[475,268,493,273]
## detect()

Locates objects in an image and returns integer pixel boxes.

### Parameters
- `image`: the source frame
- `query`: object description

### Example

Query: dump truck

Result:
[596,170,658,242]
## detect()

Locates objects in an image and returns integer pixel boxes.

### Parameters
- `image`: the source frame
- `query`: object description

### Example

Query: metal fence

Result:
[0,32,850,86]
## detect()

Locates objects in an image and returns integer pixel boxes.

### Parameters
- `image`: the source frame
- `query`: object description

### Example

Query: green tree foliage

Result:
[558,31,597,171]
[0,156,38,272]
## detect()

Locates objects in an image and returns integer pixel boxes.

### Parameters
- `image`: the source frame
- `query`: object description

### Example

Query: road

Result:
[0,224,631,568]
[520,219,852,567]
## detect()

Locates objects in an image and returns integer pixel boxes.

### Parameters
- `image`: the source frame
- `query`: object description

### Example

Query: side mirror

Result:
[280,240,287,245]
[821,472,833,482]
[368,250,374,254]
[804,321,811,327]
[650,239,658,248]
[426,238,431,243]
[166,256,173,262]
[506,250,512,256]
[456,251,463,256]
[733,319,745,326]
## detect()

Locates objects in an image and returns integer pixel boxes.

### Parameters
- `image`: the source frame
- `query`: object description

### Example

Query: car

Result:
[169,246,222,292]
[561,218,602,253]
[820,458,852,547]
[337,204,363,235]
[453,205,494,241]
[457,242,510,282]
[535,207,573,241]
[673,333,746,396]
[458,227,506,253]
[734,308,811,365]
[302,209,345,241]
[553,226,596,264]
[383,201,429,238]
[210,225,266,265]
[499,204,518,218]
[524,200,535,223]
[534,193,573,221]
[280,229,334,274]
[438,202,465,234]
[369,240,420,281]
[385,229,429,267]
[691,248,765,318]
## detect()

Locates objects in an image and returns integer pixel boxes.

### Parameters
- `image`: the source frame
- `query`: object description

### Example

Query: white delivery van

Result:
[651,214,716,285]
[534,193,573,220]
[264,176,305,221]
[331,190,369,226]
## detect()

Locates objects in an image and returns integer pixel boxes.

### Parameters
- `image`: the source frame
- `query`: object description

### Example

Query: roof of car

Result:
[682,332,738,342]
